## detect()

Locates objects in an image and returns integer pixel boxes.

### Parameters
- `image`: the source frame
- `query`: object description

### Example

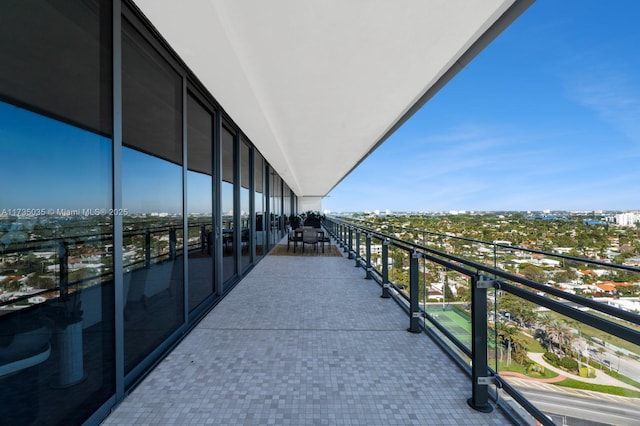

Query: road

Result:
[575,338,640,382]
[615,355,640,380]
[506,378,640,426]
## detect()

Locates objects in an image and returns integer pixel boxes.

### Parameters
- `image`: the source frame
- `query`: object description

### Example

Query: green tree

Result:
[497,323,526,366]
[499,293,536,325]
[519,263,547,283]
[553,268,577,283]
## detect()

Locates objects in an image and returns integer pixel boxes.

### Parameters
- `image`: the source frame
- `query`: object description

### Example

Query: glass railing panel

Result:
[369,236,384,278]
[388,244,410,296]
[328,217,640,425]
[492,285,640,425]
[422,265,473,351]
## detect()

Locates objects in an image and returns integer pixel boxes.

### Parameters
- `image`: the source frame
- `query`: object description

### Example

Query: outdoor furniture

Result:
[302,228,319,253]
[318,230,330,253]
[287,229,303,252]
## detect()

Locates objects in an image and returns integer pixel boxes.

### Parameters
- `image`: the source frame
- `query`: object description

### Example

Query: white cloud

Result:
[566,64,640,151]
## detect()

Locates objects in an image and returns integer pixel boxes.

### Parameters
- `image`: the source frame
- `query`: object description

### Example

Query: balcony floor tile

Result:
[103,245,511,425]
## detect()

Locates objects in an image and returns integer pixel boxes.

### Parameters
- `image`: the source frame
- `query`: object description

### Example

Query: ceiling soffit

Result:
[133,0,530,197]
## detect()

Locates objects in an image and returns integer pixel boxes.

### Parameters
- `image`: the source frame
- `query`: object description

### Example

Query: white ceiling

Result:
[132,0,531,199]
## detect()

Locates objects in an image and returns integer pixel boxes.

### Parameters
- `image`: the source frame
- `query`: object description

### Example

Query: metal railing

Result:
[325,216,640,426]
[0,221,209,309]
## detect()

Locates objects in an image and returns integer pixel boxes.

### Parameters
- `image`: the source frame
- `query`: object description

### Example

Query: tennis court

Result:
[425,306,472,347]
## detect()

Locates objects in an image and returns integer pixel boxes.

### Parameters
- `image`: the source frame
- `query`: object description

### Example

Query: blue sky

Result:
[1,103,112,211]
[324,0,640,213]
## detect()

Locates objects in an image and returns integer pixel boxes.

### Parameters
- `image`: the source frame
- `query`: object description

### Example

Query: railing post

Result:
[354,228,360,267]
[381,239,390,298]
[341,224,346,250]
[468,274,494,413]
[58,240,69,298]
[365,233,372,279]
[408,250,421,333]
[145,229,151,268]
[201,224,206,253]
[347,226,353,258]
[169,227,176,260]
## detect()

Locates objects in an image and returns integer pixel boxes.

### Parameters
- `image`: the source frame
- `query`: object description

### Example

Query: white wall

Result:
[297,196,322,213]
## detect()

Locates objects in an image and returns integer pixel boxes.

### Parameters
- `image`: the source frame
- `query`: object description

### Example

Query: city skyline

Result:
[324,0,640,213]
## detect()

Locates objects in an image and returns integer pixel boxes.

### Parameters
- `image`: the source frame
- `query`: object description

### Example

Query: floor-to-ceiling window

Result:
[273,175,283,242]
[0,1,115,424]
[283,185,291,229]
[1,2,299,423]
[221,126,236,283]
[121,17,184,373]
[240,140,251,271]
[187,93,215,313]
[254,153,266,257]
[268,171,277,247]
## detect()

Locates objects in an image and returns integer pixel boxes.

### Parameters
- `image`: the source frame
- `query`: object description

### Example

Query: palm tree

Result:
[545,318,573,356]
[536,313,553,349]
[498,324,521,367]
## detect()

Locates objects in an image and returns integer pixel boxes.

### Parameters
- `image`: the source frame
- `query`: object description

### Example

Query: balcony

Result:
[103,236,512,425]
[2,2,637,424]
[102,218,640,425]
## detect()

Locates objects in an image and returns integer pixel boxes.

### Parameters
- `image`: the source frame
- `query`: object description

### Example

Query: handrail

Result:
[325,216,639,425]
[331,216,640,325]
[0,221,212,308]
[353,216,640,273]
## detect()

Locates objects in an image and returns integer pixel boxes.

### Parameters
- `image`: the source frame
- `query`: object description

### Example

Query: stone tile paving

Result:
[103,247,512,425]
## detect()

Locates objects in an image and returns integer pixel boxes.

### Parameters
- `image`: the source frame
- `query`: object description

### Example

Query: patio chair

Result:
[302,228,318,253]
[287,229,303,252]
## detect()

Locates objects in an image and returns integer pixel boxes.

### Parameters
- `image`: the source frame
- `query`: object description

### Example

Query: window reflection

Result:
[122,19,184,373]
[240,141,251,271]
[254,153,266,257]
[221,127,236,284]
[0,101,114,424]
[187,94,214,312]
[270,173,282,246]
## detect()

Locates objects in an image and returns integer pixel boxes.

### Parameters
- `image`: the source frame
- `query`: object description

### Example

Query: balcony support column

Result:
[468,274,494,413]
[381,239,390,298]
[365,233,372,279]
[408,250,421,333]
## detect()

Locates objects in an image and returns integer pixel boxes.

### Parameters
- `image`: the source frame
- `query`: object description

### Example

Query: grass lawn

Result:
[519,333,546,353]
[607,369,640,389]
[496,360,559,379]
[555,378,640,398]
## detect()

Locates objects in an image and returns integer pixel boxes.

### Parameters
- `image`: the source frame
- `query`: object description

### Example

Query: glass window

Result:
[187,94,214,313]
[0,2,114,424]
[221,126,236,283]
[271,174,283,242]
[122,19,184,373]
[254,153,266,257]
[283,185,291,228]
[240,141,251,271]
[0,1,112,136]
